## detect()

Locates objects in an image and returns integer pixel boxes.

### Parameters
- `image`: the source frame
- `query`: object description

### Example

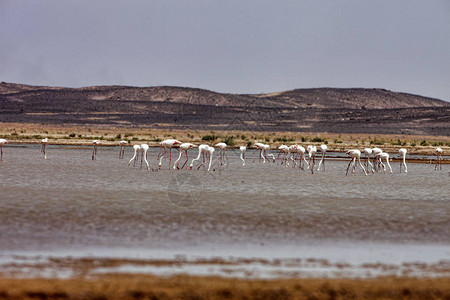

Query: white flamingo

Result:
[345,149,367,176]
[372,147,383,172]
[0,139,7,161]
[239,146,246,166]
[253,142,266,163]
[119,140,127,159]
[158,139,181,169]
[435,147,443,170]
[128,144,141,167]
[41,138,48,159]
[288,145,299,167]
[215,142,227,166]
[296,146,309,170]
[316,144,327,172]
[140,144,150,170]
[377,152,393,174]
[307,145,317,173]
[363,148,374,173]
[92,140,100,160]
[278,145,290,167]
[174,143,197,170]
[189,144,210,170]
[195,145,215,171]
[398,148,407,173]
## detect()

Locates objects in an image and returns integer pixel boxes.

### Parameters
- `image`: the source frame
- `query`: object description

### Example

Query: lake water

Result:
[0,144,449,277]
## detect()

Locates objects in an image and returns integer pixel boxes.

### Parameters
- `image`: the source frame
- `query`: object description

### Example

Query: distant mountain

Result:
[1,82,449,135]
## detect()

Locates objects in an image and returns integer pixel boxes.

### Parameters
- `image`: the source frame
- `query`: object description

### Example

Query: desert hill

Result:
[1,82,449,136]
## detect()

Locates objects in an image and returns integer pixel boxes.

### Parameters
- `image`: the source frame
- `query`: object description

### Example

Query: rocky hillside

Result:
[1,82,449,136]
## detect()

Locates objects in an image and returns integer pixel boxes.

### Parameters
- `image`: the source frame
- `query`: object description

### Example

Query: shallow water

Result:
[0,144,449,275]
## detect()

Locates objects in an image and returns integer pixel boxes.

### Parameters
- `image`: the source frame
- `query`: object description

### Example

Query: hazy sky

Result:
[1,1,450,101]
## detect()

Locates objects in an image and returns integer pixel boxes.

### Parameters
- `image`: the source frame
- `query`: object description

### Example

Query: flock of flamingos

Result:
[0,137,444,175]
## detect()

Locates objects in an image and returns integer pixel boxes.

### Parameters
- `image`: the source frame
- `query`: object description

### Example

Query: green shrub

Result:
[224,136,235,146]
[202,135,217,141]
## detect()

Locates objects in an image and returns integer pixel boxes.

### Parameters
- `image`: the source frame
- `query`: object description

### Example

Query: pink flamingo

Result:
[398,148,407,173]
[119,140,127,159]
[92,140,100,160]
[215,142,227,165]
[174,143,197,169]
[158,139,181,169]
[316,144,327,172]
[128,144,141,167]
[41,138,48,159]
[240,146,246,166]
[0,139,7,161]
[435,147,443,170]
[345,149,367,176]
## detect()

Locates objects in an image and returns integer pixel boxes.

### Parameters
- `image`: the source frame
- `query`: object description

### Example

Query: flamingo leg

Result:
[345,158,354,175]
[252,148,259,163]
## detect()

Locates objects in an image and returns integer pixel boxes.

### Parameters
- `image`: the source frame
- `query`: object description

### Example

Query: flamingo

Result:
[371,147,383,172]
[239,146,246,166]
[377,152,393,174]
[119,140,127,159]
[215,142,227,166]
[189,144,210,170]
[92,140,100,160]
[345,149,368,176]
[307,145,317,173]
[128,144,141,167]
[174,143,197,170]
[140,144,150,170]
[0,139,7,161]
[253,142,266,163]
[316,144,327,172]
[398,148,407,173]
[193,145,215,171]
[363,148,374,173]
[158,139,181,169]
[41,138,48,159]
[435,147,443,170]
[288,145,299,167]
[296,146,309,170]
[278,145,290,167]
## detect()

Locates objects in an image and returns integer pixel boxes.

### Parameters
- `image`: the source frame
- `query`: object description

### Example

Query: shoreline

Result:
[1,122,449,156]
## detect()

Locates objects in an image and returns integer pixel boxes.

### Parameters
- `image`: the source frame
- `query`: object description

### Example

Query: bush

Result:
[311,137,323,143]
[202,135,217,141]
[334,139,343,144]
[69,133,76,138]
[420,140,429,146]
[116,134,122,139]
[224,136,235,146]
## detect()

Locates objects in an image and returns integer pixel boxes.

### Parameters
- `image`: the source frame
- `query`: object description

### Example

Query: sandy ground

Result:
[0,274,449,299]
[1,122,449,156]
